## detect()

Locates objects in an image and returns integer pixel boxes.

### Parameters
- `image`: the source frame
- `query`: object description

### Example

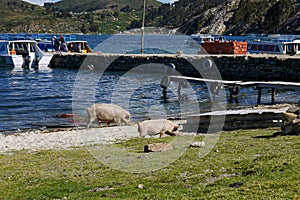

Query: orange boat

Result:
[198,36,247,55]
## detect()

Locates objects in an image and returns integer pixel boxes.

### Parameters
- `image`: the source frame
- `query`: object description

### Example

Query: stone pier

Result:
[48,53,300,81]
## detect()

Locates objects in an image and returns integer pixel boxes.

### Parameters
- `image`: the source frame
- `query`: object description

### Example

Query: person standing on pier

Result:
[58,35,68,52]
[52,36,59,51]
[160,63,176,99]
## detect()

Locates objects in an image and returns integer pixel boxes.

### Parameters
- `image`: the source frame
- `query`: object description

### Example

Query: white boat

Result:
[0,40,53,70]
[66,41,93,53]
[247,39,300,55]
[190,34,225,43]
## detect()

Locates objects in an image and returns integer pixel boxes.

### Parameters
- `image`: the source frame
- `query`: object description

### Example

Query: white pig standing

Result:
[138,119,179,138]
[86,103,131,128]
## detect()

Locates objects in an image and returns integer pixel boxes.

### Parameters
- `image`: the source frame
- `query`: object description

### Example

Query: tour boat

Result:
[247,39,300,55]
[198,36,248,55]
[66,41,93,53]
[36,39,57,52]
[0,40,53,70]
[191,34,216,44]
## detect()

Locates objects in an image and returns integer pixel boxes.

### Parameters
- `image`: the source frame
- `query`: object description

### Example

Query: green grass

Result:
[0,128,299,199]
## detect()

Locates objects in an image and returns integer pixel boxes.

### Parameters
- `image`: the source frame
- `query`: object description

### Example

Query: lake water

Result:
[0,34,299,132]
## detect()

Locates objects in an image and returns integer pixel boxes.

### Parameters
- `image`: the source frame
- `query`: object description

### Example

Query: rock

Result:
[281,112,300,135]
[144,143,172,152]
[281,112,297,133]
[229,182,243,188]
[190,141,205,148]
[137,184,144,189]
[286,106,300,115]
[292,118,300,134]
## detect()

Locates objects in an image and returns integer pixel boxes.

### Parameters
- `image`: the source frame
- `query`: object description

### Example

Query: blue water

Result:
[0,34,300,132]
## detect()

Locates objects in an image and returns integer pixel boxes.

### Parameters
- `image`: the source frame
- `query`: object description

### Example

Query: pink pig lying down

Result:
[86,103,131,128]
[138,119,179,138]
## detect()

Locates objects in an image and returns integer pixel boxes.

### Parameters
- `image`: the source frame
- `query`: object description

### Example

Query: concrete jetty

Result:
[49,53,300,81]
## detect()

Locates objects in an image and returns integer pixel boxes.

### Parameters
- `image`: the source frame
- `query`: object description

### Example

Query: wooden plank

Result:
[187,120,281,129]
[184,108,286,133]
[169,76,241,84]
[184,120,281,133]
[188,109,286,117]
[168,75,300,89]
[187,112,283,123]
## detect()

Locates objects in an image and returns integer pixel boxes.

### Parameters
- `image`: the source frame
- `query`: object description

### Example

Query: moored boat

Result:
[66,41,93,53]
[0,40,53,70]
[247,39,300,55]
[198,36,247,55]
[36,39,57,52]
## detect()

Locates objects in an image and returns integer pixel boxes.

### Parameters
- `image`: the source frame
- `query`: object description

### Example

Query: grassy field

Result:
[0,128,299,199]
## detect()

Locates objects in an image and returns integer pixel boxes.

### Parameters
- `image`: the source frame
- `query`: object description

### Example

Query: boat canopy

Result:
[0,41,9,54]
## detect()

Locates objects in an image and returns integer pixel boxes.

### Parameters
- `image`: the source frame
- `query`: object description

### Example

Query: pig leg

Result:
[138,125,147,138]
[115,118,122,126]
[97,120,103,128]
[159,131,164,138]
[106,120,114,127]
[87,113,95,129]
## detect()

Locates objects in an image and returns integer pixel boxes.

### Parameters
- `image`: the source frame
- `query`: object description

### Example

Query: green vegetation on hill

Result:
[47,0,160,13]
[0,0,160,34]
[0,0,299,34]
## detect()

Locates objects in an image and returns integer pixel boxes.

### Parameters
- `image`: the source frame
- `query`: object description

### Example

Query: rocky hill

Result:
[146,0,300,35]
[0,0,299,35]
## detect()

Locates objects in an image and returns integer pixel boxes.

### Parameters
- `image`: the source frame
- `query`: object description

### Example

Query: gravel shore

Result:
[0,120,191,154]
[0,124,140,154]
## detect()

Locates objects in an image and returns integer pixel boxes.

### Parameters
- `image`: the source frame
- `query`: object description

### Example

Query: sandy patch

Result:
[0,125,139,154]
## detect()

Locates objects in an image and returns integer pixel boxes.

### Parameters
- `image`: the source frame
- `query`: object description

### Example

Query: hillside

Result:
[146,0,300,35]
[47,0,160,13]
[0,0,299,35]
[0,0,160,34]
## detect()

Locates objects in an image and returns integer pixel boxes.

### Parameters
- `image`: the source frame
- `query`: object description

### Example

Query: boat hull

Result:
[200,41,248,55]
[0,55,23,69]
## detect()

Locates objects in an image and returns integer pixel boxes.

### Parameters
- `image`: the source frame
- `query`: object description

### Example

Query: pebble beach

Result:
[0,125,140,154]
[0,120,192,154]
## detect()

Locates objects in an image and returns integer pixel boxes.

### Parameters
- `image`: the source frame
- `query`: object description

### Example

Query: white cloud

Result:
[22,0,178,6]
[158,0,178,3]
[21,0,60,6]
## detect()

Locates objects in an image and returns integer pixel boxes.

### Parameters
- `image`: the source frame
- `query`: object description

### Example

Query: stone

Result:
[281,112,300,135]
[286,106,300,115]
[190,141,205,148]
[292,118,300,134]
[281,112,297,131]
[229,182,243,188]
[144,143,172,152]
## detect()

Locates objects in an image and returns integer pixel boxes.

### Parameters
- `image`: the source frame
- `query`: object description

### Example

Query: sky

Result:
[22,0,178,6]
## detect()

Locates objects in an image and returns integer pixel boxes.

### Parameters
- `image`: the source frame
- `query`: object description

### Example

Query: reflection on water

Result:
[1,33,300,132]
[1,68,299,132]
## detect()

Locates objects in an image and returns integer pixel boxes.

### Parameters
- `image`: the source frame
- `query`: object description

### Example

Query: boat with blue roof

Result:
[0,40,53,70]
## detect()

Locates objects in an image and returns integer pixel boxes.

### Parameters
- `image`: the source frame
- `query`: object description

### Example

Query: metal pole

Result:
[141,0,146,54]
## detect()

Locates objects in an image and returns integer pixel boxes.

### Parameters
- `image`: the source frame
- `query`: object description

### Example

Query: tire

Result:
[160,76,170,88]
[203,58,213,69]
